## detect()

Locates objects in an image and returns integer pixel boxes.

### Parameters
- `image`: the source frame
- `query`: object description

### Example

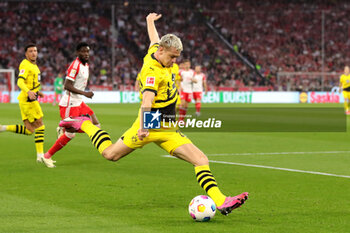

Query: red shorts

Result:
[193,92,202,100]
[59,102,94,120]
[181,92,192,102]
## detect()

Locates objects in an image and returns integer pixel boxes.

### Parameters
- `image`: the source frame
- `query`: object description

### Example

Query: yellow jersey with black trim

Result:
[139,43,178,109]
[17,59,41,102]
[340,74,350,90]
[171,63,181,91]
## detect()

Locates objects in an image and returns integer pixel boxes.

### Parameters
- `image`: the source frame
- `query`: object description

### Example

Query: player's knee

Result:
[102,150,121,162]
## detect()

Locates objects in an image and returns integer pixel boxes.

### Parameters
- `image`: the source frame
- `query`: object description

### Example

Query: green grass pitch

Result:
[0,103,349,233]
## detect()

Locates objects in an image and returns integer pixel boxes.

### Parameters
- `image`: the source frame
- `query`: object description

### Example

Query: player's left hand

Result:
[137,128,149,140]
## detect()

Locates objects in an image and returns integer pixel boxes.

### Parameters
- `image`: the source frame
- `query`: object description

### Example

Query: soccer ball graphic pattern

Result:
[188,195,216,222]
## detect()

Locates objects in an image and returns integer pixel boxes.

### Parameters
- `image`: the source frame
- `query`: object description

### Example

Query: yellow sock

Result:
[195,165,226,206]
[6,125,32,135]
[344,101,349,112]
[35,125,45,155]
[81,121,112,154]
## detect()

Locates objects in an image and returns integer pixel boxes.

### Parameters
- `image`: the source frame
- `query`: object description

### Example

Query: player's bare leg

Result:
[173,143,208,166]
[102,139,134,161]
[173,143,249,215]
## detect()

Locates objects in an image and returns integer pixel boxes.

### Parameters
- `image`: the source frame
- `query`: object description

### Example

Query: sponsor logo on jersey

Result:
[146,76,155,86]
[19,69,25,75]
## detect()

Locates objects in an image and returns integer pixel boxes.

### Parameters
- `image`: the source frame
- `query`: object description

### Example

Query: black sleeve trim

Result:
[30,83,41,90]
[142,88,158,96]
[18,76,25,80]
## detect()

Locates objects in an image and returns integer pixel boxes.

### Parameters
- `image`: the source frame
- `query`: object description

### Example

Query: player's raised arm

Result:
[146,13,162,47]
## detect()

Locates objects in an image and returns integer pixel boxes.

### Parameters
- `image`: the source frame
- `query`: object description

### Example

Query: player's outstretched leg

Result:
[173,143,249,215]
[0,124,33,135]
[59,117,112,154]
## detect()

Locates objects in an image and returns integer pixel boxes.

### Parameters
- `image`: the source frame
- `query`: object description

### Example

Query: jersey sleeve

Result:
[18,61,29,80]
[140,70,161,96]
[147,43,159,55]
[66,60,80,81]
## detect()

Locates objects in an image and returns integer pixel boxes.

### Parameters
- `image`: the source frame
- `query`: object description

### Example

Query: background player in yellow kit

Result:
[0,43,52,164]
[339,66,350,114]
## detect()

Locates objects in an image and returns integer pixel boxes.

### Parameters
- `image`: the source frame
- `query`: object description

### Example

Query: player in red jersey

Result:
[41,42,100,168]
[178,60,195,121]
[192,65,208,116]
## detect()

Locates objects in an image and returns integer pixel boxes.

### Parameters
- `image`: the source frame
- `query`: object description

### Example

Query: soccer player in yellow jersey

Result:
[171,62,182,110]
[0,44,53,164]
[339,66,350,114]
[59,13,248,215]
[134,73,141,92]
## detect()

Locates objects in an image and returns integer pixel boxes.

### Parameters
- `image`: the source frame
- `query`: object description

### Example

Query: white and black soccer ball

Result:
[188,195,216,222]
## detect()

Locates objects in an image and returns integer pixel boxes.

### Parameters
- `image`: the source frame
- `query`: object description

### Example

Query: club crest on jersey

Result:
[146,76,155,86]
[19,69,25,75]
[69,69,77,77]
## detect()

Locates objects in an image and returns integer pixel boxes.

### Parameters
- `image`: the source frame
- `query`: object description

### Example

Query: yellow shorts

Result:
[343,91,350,100]
[19,101,44,123]
[176,95,181,107]
[121,122,192,155]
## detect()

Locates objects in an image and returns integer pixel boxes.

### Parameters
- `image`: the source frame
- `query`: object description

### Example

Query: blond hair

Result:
[159,34,183,52]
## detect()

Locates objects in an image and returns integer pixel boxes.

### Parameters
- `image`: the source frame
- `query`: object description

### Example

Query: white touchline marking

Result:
[162,151,350,158]
[206,151,350,156]
[208,160,350,179]
[162,153,350,179]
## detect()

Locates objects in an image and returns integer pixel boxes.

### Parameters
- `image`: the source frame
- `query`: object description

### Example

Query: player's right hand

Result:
[137,128,149,141]
[84,91,94,98]
[27,91,37,100]
[146,13,162,22]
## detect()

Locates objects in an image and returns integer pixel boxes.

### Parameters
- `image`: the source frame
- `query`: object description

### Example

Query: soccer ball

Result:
[188,195,216,222]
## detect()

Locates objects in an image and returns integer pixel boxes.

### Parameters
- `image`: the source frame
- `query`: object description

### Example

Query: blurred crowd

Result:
[0,0,349,91]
